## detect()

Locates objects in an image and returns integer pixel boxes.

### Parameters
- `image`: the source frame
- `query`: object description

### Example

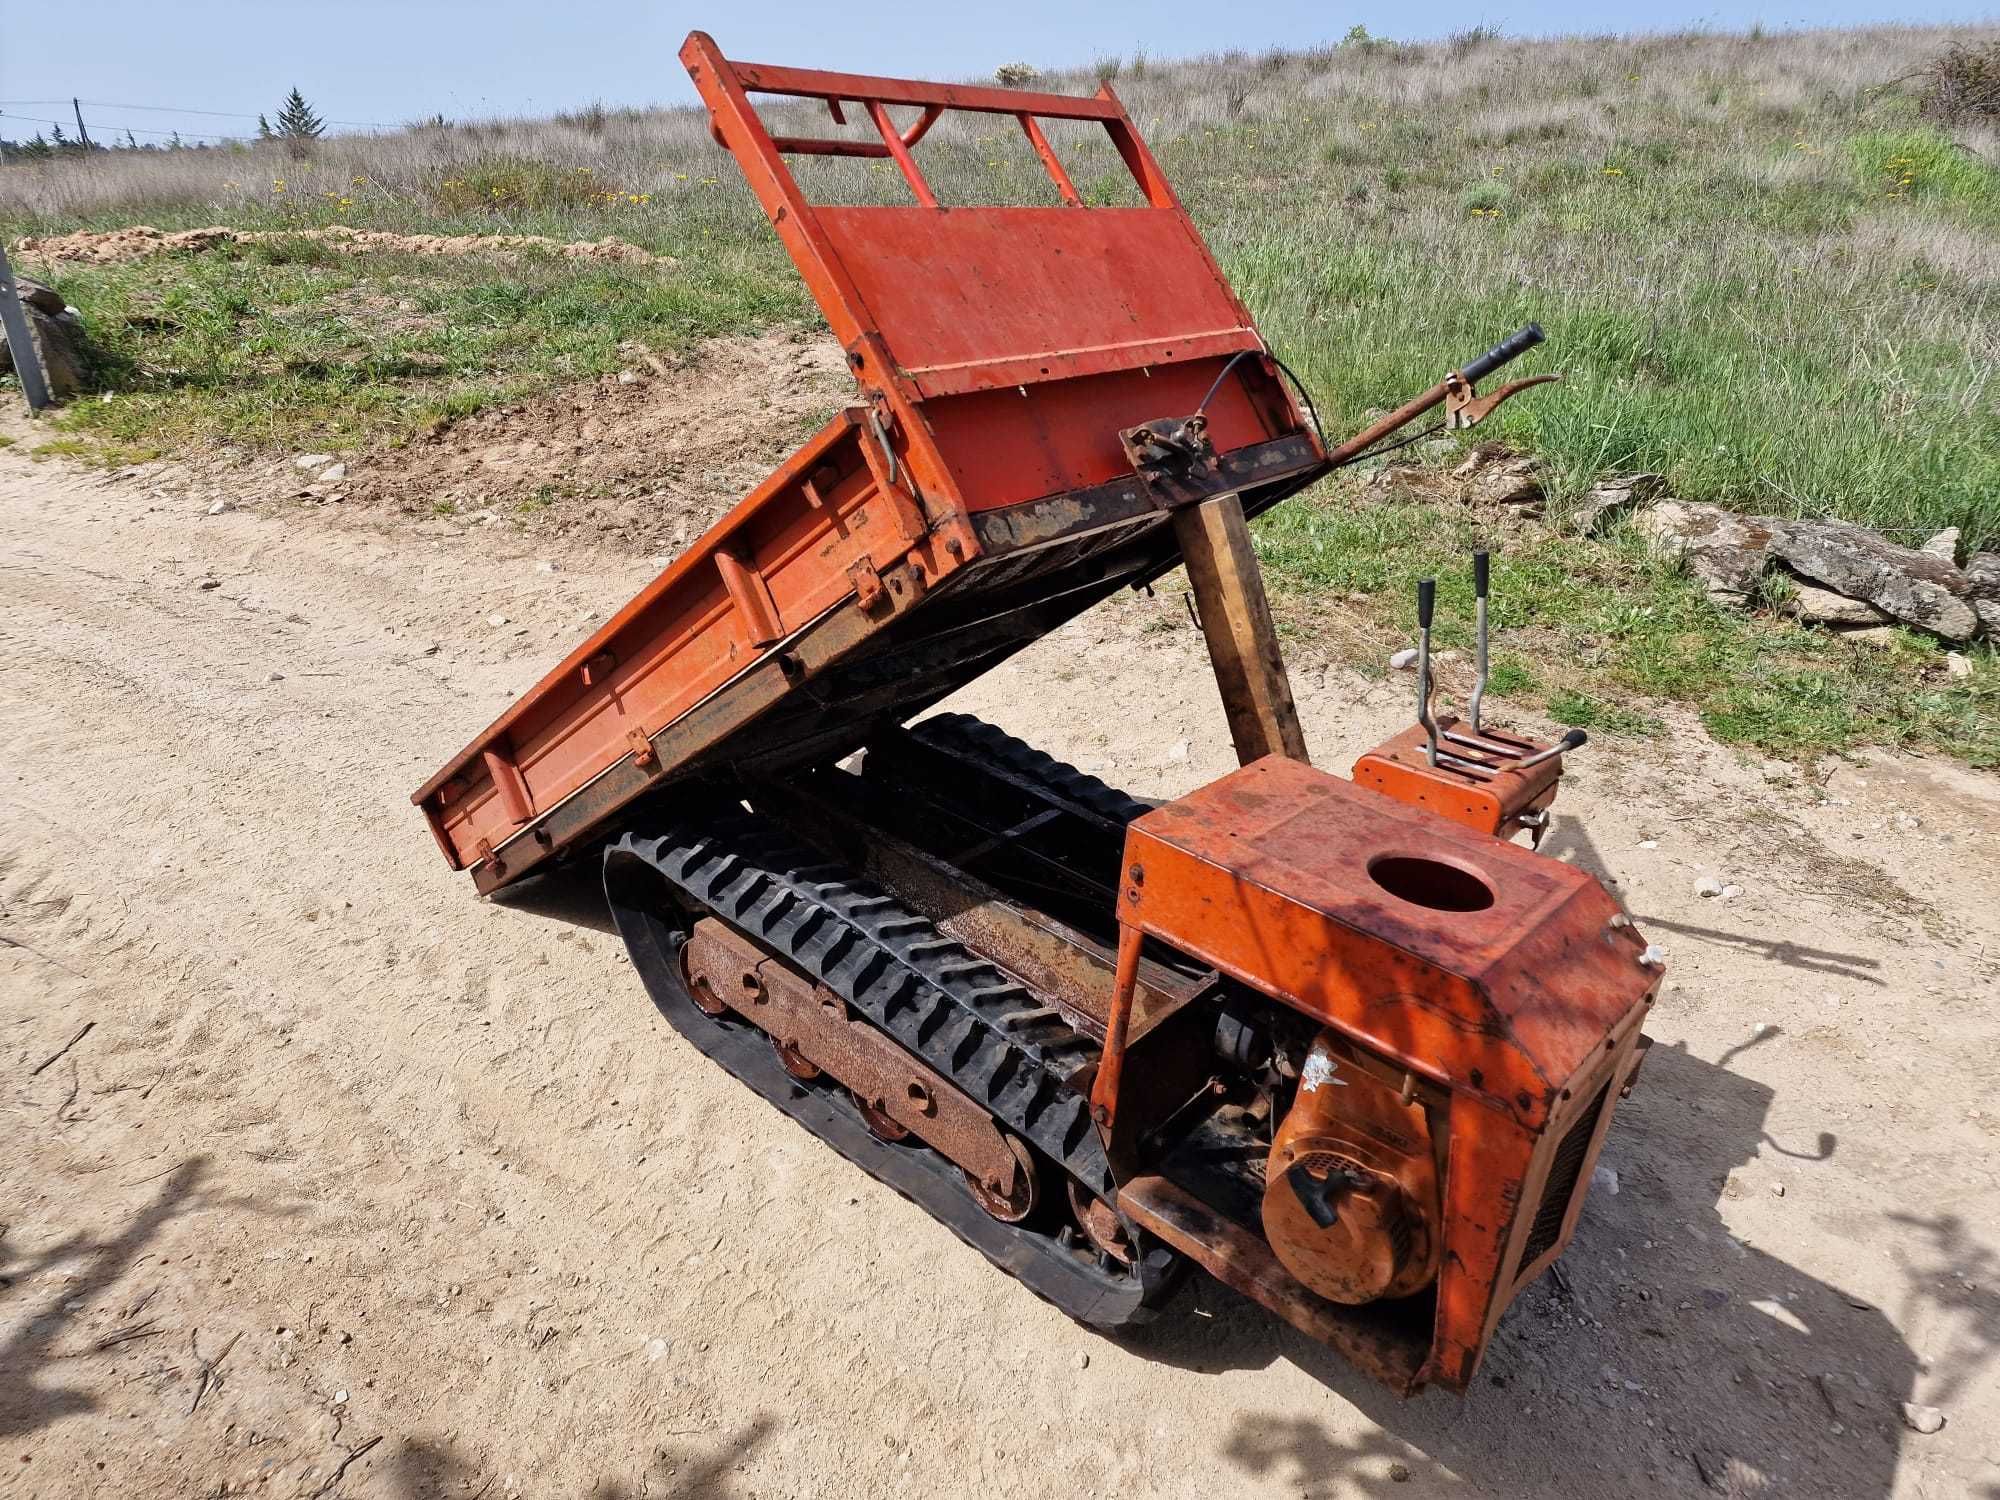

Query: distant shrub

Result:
[430,157,612,214]
[1322,136,1369,168]
[993,62,1039,87]
[1090,54,1121,81]
[1459,180,1513,215]
[1446,25,1502,58]
[1919,41,2000,124]
[1850,126,1999,207]
[557,101,610,135]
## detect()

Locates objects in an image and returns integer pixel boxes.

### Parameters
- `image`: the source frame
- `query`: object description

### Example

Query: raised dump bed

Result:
[414,33,1328,892]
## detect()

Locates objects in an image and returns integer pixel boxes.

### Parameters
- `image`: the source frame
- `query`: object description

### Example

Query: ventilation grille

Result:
[1515,1082,1610,1277]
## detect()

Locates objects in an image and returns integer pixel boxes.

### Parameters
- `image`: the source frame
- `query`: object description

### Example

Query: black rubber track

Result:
[906,712,1154,827]
[603,820,1181,1328]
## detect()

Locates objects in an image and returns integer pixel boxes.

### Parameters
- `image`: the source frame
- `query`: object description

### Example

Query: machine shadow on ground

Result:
[382,1415,777,1499]
[1127,1039,1927,1498]
[488,836,1961,1500]
[0,1159,223,1443]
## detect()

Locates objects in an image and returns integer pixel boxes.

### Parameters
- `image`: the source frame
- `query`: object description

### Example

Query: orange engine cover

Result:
[1263,1031,1442,1304]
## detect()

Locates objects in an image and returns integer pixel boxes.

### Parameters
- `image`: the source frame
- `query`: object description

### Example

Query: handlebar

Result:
[1459,323,1545,385]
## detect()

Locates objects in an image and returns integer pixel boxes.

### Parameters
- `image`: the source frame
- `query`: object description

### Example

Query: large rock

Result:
[1771,519,1979,642]
[11,276,67,315]
[1450,445,1542,508]
[0,303,84,398]
[1967,553,2000,639]
[1634,500,1787,603]
[1570,472,1666,535]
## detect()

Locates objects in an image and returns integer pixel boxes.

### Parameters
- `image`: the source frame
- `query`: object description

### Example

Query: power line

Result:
[0,111,253,142]
[0,97,390,129]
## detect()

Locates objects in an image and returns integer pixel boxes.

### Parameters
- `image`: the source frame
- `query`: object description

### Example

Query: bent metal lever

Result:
[1326,322,1556,466]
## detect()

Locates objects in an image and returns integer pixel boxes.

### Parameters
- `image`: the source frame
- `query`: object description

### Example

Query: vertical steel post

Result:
[0,243,52,413]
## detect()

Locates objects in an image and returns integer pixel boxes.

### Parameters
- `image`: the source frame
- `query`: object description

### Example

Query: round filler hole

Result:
[1367,854,1495,913]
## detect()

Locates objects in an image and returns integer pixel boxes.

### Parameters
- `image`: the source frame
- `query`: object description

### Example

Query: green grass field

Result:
[3,24,1997,763]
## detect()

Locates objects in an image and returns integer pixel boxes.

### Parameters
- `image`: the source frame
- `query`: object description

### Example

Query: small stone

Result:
[1900,1401,1945,1434]
[1388,1463,1411,1483]
[1389,648,1418,670]
[206,499,231,516]
[617,370,640,385]
[1074,1351,1090,1370]
[1695,876,1724,898]
[1944,652,1972,679]
[1921,527,1959,564]
[294,453,334,470]
[1786,583,1891,628]
[338,1330,352,1344]
[1759,760,1796,784]
[197,577,221,590]
[1720,884,1743,900]
[486,613,510,628]
[535,560,560,574]
[317,463,346,483]
[1592,1165,1619,1195]
[268,672,284,683]
[1771,1182,1785,1197]
[332,1390,349,1405]
[1637,839,1659,850]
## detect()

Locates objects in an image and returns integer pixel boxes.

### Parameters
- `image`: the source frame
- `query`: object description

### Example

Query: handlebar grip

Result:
[1459,323,1545,384]
[1416,577,1435,630]
[1559,728,1588,752]
[1473,550,1490,599]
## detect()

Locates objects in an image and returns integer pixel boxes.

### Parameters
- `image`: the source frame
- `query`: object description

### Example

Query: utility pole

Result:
[72,97,91,149]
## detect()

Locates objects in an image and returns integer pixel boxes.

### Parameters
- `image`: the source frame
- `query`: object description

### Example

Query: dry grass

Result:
[2,22,1995,763]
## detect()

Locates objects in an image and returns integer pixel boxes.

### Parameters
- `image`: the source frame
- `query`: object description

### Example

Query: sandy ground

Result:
[4,445,1998,1500]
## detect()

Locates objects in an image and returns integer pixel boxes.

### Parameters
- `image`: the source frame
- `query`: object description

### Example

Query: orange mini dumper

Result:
[414,34,1658,1395]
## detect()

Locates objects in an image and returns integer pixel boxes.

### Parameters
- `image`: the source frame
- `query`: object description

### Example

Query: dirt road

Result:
[4,450,1997,1499]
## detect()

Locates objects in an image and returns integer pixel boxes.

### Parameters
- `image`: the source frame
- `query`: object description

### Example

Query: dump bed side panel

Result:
[416,410,959,870]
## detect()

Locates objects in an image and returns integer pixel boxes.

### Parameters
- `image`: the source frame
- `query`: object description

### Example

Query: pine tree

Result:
[257,114,272,140]
[274,88,324,141]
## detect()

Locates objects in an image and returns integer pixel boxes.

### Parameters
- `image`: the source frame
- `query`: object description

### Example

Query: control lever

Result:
[1416,577,1437,767]
[1468,549,1490,732]
[1418,549,1588,771]
[1414,578,1502,778]
[1513,728,1589,770]
[1443,549,1526,758]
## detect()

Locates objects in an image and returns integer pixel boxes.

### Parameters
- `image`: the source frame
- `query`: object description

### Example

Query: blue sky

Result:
[2,1,1993,145]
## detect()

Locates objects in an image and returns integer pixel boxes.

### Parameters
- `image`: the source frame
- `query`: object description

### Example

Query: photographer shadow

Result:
[1127,1038,1937,1498]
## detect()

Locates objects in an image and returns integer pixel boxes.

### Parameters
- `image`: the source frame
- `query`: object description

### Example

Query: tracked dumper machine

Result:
[414,34,1660,1395]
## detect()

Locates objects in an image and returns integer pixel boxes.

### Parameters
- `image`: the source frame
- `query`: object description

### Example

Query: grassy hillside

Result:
[3,24,1997,762]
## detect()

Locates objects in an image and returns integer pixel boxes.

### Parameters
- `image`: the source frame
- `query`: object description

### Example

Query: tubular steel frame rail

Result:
[415,33,1326,892]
